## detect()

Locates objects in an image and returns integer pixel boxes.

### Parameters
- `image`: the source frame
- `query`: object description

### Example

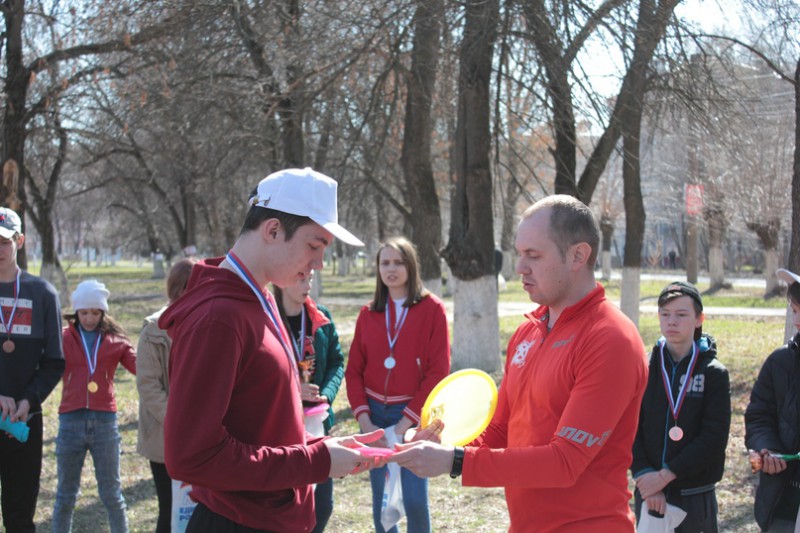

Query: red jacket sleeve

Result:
[403,298,450,422]
[119,338,137,376]
[345,308,370,420]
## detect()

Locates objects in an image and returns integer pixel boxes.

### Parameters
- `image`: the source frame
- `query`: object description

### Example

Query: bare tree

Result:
[442,0,500,371]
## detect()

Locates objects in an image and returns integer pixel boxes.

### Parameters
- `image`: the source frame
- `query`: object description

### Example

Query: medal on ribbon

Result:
[659,340,699,442]
[79,328,102,394]
[1,268,20,353]
[384,301,408,370]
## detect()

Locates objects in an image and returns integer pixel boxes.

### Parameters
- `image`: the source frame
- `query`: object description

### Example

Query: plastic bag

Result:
[304,403,330,438]
[381,426,405,531]
[171,479,198,533]
[637,501,687,533]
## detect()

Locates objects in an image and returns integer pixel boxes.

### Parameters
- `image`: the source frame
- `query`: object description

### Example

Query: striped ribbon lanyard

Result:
[225,252,300,386]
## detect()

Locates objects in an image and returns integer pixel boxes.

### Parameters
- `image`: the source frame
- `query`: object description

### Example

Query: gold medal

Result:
[87,381,99,393]
[2,339,14,353]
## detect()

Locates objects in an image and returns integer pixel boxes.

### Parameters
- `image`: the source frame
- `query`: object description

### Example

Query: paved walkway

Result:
[319,296,786,337]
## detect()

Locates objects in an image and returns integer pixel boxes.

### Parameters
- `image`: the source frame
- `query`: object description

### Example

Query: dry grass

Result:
[25,265,782,531]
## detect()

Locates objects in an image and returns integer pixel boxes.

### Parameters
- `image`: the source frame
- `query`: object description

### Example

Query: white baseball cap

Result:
[0,208,22,239]
[250,168,364,247]
[777,268,800,286]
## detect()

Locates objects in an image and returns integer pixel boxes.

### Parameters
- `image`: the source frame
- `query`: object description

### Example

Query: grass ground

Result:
[24,263,782,532]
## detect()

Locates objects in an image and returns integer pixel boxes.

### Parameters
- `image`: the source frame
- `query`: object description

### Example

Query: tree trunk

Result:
[279,0,304,167]
[442,0,500,373]
[787,56,800,341]
[401,0,444,285]
[618,0,669,326]
[2,0,29,269]
[765,247,780,297]
[705,204,726,289]
[600,215,615,281]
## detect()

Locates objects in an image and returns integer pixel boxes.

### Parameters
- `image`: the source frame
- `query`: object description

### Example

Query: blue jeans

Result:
[366,398,430,533]
[52,410,128,533]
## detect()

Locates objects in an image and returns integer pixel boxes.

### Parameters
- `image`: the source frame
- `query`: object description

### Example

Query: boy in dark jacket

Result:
[745,268,800,531]
[632,281,731,531]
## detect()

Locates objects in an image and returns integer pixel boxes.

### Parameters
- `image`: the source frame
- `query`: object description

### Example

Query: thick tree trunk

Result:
[3,0,29,269]
[787,57,800,341]
[452,277,500,371]
[442,0,500,373]
[279,0,304,167]
[765,248,780,297]
[748,219,781,297]
[401,0,444,284]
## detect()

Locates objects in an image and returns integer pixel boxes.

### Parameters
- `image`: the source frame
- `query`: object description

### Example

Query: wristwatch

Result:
[450,446,465,479]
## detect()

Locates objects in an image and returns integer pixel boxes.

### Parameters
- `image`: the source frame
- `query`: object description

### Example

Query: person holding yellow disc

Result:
[391,195,648,532]
[54,280,137,532]
[346,236,450,533]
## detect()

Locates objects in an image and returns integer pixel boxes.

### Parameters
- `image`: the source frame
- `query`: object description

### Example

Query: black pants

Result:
[0,415,43,533]
[187,503,278,533]
[635,487,719,533]
[150,461,172,533]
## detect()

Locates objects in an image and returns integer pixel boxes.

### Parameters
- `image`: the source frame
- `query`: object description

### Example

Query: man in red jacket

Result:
[161,168,383,533]
[392,195,648,532]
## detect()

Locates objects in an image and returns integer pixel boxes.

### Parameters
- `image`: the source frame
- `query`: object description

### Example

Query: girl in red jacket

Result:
[346,237,450,533]
[52,279,136,533]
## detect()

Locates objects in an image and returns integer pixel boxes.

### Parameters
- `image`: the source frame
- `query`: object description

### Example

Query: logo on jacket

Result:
[557,426,611,448]
[511,340,533,367]
[680,373,705,393]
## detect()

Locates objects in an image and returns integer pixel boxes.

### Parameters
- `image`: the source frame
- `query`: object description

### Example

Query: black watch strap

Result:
[450,446,465,479]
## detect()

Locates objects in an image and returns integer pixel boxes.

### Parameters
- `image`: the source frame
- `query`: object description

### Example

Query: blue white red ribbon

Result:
[659,340,699,424]
[225,252,299,384]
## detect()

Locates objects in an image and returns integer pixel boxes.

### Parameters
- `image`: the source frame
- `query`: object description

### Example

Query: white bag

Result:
[303,403,330,439]
[171,479,198,533]
[381,426,405,531]
[637,501,687,533]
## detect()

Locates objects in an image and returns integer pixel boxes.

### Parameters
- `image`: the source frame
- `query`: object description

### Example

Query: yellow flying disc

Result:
[420,369,498,446]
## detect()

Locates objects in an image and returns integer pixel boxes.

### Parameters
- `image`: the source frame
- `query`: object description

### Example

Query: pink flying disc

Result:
[303,403,329,417]
[357,447,396,458]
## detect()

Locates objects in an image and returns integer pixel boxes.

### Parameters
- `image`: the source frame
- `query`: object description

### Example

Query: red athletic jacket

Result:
[346,294,450,424]
[59,324,136,414]
[159,257,330,533]
[464,284,648,532]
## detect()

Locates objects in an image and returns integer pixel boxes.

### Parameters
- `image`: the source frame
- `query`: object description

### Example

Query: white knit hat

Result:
[71,280,110,312]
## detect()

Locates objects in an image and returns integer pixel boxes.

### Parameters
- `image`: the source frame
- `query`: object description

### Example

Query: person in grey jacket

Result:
[745,268,800,532]
[136,258,196,533]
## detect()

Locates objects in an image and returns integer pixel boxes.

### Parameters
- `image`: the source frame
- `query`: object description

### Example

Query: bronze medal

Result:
[87,381,99,393]
[3,339,14,353]
[668,425,684,441]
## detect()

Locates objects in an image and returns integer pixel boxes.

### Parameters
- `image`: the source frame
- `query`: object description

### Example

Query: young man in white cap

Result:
[161,168,382,533]
[0,207,64,532]
[390,195,648,532]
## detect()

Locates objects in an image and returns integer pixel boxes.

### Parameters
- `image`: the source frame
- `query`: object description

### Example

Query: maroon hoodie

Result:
[159,257,331,532]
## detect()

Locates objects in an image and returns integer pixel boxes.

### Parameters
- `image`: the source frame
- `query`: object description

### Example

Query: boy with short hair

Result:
[0,207,64,532]
[631,281,731,531]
